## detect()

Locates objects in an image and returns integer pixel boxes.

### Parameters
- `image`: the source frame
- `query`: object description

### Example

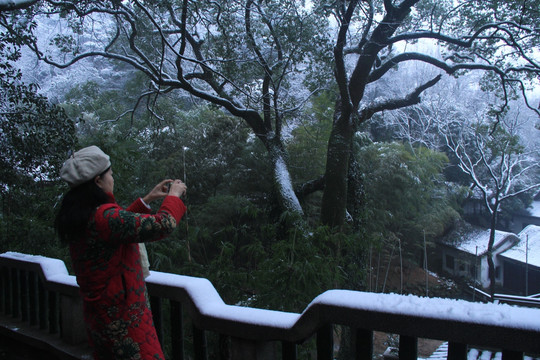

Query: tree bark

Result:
[487,201,499,300]
[266,137,304,217]
[320,105,354,228]
[320,1,418,228]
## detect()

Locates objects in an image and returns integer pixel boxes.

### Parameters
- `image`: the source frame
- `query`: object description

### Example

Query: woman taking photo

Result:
[55,145,187,360]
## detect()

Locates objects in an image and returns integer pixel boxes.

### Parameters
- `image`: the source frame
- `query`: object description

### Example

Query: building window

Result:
[495,266,501,280]
[446,254,455,271]
[470,264,476,278]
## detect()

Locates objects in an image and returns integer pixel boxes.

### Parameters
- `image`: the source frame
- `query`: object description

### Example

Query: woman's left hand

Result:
[142,179,173,203]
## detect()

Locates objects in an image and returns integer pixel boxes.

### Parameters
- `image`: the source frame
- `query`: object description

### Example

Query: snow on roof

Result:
[527,201,540,218]
[442,227,517,256]
[501,225,540,267]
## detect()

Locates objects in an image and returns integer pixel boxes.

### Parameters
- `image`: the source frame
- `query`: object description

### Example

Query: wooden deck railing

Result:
[1,251,540,360]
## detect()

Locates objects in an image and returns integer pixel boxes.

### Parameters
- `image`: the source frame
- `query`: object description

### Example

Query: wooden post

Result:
[11,268,19,318]
[448,342,467,360]
[20,269,28,322]
[282,341,297,360]
[317,324,333,360]
[398,335,417,360]
[230,337,276,360]
[193,325,207,360]
[28,271,38,326]
[48,290,58,334]
[150,296,163,344]
[170,300,184,360]
[38,278,47,329]
[502,350,523,360]
[355,328,373,360]
[59,294,86,344]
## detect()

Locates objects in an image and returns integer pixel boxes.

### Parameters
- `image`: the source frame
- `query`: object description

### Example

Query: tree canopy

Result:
[1,0,537,231]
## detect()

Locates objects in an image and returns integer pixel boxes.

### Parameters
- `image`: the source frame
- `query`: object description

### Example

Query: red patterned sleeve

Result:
[94,196,186,245]
[126,198,152,214]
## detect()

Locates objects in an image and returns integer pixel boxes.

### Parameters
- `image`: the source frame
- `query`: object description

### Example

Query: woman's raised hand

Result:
[143,179,174,203]
[169,179,187,198]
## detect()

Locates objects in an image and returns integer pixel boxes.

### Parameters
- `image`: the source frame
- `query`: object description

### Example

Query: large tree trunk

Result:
[487,202,499,300]
[320,1,417,228]
[266,138,304,217]
[320,106,354,228]
[346,147,365,232]
[272,155,303,216]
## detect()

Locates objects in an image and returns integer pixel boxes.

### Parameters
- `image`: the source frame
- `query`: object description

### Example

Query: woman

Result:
[55,145,187,360]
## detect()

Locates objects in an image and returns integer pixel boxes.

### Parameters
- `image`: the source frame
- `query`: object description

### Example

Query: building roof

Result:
[440,222,518,256]
[500,225,540,268]
[527,201,540,218]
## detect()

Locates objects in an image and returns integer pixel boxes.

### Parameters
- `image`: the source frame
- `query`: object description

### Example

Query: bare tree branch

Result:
[0,0,38,12]
[334,0,358,112]
[357,74,442,124]
[295,175,325,201]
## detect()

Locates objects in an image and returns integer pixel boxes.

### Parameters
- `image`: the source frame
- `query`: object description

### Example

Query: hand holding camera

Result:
[169,179,187,198]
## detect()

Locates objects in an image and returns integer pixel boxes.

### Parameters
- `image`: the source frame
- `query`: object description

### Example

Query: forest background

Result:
[1,0,539,321]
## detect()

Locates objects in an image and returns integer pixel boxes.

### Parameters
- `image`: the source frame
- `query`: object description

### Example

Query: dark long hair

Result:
[55,169,111,243]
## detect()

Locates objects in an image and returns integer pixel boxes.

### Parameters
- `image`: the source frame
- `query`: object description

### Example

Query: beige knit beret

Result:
[60,145,111,188]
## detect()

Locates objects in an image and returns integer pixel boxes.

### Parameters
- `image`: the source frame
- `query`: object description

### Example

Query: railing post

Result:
[11,268,19,318]
[230,337,276,360]
[20,269,28,322]
[317,324,333,360]
[38,277,47,329]
[502,350,523,360]
[355,328,373,360]
[219,334,231,360]
[150,296,163,344]
[0,266,3,313]
[193,324,207,360]
[1,266,9,313]
[170,300,184,360]
[48,290,59,334]
[282,341,297,360]
[448,342,467,360]
[59,294,86,344]
[398,335,417,360]
[28,271,38,326]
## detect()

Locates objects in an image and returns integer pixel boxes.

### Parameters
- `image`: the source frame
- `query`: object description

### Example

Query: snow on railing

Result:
[1,251,540,360]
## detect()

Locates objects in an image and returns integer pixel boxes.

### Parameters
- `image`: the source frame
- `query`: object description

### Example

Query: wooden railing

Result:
[1,251,540,360]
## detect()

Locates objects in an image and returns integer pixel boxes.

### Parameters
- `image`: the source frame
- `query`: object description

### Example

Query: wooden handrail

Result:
[2,251,540,360]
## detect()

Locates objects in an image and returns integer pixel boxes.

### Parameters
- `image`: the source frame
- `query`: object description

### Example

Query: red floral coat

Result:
[69,195,186,360]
